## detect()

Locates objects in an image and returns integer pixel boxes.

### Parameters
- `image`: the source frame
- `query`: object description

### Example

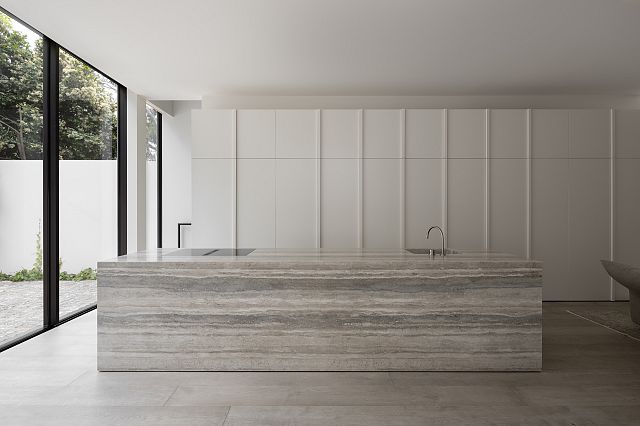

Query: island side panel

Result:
[97,263,542,371]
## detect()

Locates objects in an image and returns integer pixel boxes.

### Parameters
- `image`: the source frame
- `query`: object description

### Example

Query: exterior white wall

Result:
[1,89,151,274]
[0,160,43,275]
[190,102,640,302]
[59,161,118,273]
[0,160,117,274]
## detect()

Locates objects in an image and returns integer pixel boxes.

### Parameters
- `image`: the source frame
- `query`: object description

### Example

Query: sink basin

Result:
[601,260,640,325]
[406,248,458,255]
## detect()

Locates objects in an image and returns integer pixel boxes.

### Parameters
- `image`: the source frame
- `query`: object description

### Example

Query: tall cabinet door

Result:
[237,110,275,159]
[237,159,275,248]
[362,110,403,248]
[568,159,611,300]
[531,109,612,301]
[191,159,234,248]
[276,159,317,248]
[531,159,569,300]
[191,110,235,248]
[236,110,276,248]
[614,109,640,300]
[489,110,527,257]
[447,109,486,250]
[531,109,570,300]
[363,159,402,248]
[405,109,445,249]
[615,159,640,300]
[448,159,485,250]
[274,110,318,248]
[405,159,443,249]
[490,159,527,257]
[276,110,317,158]
[447,109,486,158]
[192,109,235,159]
[320,109,360,248]
[567,109,611,300]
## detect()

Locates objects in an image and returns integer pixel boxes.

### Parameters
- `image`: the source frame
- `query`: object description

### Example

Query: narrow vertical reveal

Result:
[610,108,616,301]
[357,109,364,249]
[231,109,237,249]
[526,109,532,260]
[400,109,406,249]
[316,109,321,249]
[485,109,490,251]
[442,109,448,237]
[274,110,278,248]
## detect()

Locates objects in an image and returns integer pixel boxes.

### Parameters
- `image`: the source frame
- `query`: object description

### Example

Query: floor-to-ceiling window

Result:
[145,104,161,249]
[0,12,44,345]
[58,49,119,319]
[0,7,126,349]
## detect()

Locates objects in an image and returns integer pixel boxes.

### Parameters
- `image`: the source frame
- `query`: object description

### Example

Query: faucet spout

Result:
[426,226,446,257]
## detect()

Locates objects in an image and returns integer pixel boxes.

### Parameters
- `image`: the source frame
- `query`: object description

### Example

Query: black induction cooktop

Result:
[165,248,255,256]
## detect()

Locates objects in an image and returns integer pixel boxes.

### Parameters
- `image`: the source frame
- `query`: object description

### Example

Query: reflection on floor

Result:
[0,303,639,425]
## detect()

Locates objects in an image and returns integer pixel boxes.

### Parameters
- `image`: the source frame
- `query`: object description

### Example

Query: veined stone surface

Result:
[97,249,542,371]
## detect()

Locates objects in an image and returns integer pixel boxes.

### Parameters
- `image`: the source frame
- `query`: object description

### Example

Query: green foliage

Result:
[1,267,97,282]
[0,223,96,282]
[33,221,43,274]
[61,268,97,282]
[58,50,118,160]
[146,104,158,161]
[0,13,118,160]
[3,225,44,281]
[0,15,43,159]
[10,267,42,282]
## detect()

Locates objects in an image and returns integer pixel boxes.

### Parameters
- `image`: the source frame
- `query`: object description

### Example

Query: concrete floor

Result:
[0,302,639,425]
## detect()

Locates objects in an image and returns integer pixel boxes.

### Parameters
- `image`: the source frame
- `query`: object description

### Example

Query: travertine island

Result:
[97,249,542,371]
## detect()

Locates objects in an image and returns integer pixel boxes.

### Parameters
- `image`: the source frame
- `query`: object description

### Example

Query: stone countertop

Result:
[98,248,542,271]
[97,247,543,371]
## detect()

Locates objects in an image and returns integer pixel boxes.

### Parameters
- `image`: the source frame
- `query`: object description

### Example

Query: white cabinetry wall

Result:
[192,107,640,301]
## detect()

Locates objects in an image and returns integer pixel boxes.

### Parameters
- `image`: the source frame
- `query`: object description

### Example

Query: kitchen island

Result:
[97,249,542,371]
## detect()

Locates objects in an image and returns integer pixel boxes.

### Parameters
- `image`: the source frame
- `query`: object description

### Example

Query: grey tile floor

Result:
[0,302,639,425]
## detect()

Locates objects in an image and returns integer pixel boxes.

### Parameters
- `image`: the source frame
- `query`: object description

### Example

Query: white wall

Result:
[146,160,157,249]
[0,160,117,274]
[191,103,640,302]
[127,90,148,254]
[161,100,201,248]
[0,160,42,274]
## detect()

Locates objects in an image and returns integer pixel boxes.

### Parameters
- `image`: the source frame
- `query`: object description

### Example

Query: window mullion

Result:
[42,37,60,328]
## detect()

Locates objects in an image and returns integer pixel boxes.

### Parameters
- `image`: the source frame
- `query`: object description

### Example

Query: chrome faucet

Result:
[426,226,446,256]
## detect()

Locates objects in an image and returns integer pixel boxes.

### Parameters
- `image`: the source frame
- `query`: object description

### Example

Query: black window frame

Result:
[157,111,162,248]
[0,6,127,352]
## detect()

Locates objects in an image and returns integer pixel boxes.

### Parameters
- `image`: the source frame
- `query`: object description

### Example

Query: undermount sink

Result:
[406,248,458,255]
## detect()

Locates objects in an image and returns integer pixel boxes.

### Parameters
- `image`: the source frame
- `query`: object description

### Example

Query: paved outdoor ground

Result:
[0,280,96,345]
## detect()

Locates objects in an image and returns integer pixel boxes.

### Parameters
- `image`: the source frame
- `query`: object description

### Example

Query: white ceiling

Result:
[2,0,640,100]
